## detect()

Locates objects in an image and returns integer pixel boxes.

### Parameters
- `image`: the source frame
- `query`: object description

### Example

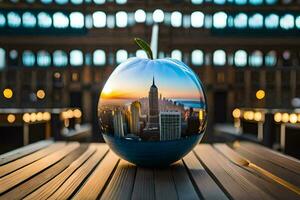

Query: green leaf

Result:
[134,38,153,60]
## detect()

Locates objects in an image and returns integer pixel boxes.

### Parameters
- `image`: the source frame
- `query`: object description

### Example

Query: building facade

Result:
[159,111,181,141]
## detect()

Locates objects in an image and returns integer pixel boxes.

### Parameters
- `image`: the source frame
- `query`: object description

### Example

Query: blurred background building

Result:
[0,0,299,157]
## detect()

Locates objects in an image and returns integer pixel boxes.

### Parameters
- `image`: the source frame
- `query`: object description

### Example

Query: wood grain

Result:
[214,143,300,200]
[73,151,120,200]
[48,144,109,200]
[0,142,79,194]
[171,160,200,200]
[194,144,274,200]
[154,167,178,200]
[100,160,136,200]
[0,142,66,177]
[0,145,88,200]
[0,140,53,166]
[183,151,229,200]
[131,167,155,200]
[24,144,97,200]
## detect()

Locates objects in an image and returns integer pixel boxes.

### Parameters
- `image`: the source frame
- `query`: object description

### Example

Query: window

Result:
[22,12,36,28]
[191,11,204,28]
[93,50,106,66]
[191,0,203,4]
[136,50,147,58]
[41,0,52,3]
[71,0,83,4]
[93,11,106,28]
[37,12,52,28]
[249,50,263,67]
[296,16,300,29]
[70,12,84,28]
[171,11,182,27]
[85,14,93,29]
[265,51,277,67]
[234,13,247,28]
[249,0,263,4]
[191,50,204,66]
[234,50,247,67]
[153,9,164,23]
[37,50,51,67]
[265,14,279,29]
[213,50,226,66]
[53,50,68,67]
[55,0,68,4]
[0,48,5,69]
[0,13,6,27]
[94,0,105,4]
[23,50,35,67]
[53,12,69,28]
[116,49,128,64]
[249,14,263,29]
[116,11,127,28]
[7,12,21,28]
[280,14,294,30]
[135,9,146,23]
[70,50,83,66]
[213,12,227,29]
[171,50,182,61]
[116,0,126,4]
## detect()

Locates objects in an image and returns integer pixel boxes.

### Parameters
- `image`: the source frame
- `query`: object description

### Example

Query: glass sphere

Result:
[98,57,207,167]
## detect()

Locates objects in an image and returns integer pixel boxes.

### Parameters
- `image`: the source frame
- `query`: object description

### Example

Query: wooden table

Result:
[0,140,299,200]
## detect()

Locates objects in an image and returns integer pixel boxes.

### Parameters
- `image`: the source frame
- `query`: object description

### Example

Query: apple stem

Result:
[134,38,153,60]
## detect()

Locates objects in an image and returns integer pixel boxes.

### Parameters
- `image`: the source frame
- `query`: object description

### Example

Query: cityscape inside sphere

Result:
[98,57,207,142]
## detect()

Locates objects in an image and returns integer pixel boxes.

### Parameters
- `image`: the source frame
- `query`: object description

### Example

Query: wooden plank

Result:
[0,142,66,177]
[100,160,136,200]
[183,152,229,200]
[0,142,79,194]
[24,144,98,200]
[46,144,109,200]
[236,141,300,175]
[232,142,300,188]
[171,160,200,200]
[0,145,88,200]
[131,168,155,200]
[154,167,178,200]
[214,143,300,199]
[0,140,53,166]
[73,151,120,200]
[194,144,274,200]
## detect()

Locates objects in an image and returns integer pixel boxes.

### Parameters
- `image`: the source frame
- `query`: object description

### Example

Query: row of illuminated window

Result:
[0,48,295,69]
[8,0,126,5]
[6,0,296,6]
[0,10,299,30]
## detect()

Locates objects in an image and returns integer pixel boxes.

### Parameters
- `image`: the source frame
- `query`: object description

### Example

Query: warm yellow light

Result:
[61,111,68,119]
[282,113,289,123]
[199,110,204,120]
[30,113,37,122]
[254,112,262,122]
[43,112,51,121]
[36,112,43,121]
[102,85,112,95]
[256,90,265,100]
[3,88,13,99]
[7,114,16,123]
[274,113,282,123]
[248,111,254,120]
[289,113,298,124]
[36,90,45,99]
[23,113,30,123]
[298,114,300,122]
[73,109,82,118]
[232,108,241,118]
[67,109,74,118]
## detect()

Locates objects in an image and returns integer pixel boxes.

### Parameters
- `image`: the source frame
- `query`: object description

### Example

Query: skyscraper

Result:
[148,77,159,127]
[159,111,181,141]
[113,108,124,138]
[130,101,141,134]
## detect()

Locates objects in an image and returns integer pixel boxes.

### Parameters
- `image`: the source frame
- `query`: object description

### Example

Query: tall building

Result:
[130,101,141,134]
[113,109,124,138]
[159,111,181,141]
[148,77,159,126]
